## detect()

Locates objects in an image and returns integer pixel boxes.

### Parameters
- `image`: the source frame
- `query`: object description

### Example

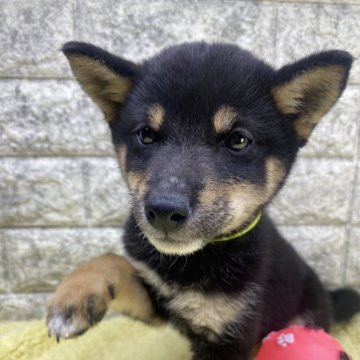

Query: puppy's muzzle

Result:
[144,194,189,232]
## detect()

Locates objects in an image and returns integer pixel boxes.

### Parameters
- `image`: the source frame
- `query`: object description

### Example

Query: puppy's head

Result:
[63,42,352,255]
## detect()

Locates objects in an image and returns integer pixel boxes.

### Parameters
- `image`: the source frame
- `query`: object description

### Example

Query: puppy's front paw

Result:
[47,277,114,341]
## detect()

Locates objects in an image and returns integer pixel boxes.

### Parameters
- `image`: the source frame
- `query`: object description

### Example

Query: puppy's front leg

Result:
[47,254,155,341]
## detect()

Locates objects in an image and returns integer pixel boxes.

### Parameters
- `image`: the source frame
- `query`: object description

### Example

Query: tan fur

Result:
[130,257,176,298]
[213,105,238,134]
[168,287,258,340]
[118,145,127,179]
[47,255,156,338]
[198,181,219,209]
[198,157,285,236]
[272,65,344,139]
[109,258,156,322]
[148,103,165,131]
[130,256,258,340]
[66,55,132,122]
[264,157,286,198]
[221,181,263,235]
[127,171,148,203]
[224,157,285,234]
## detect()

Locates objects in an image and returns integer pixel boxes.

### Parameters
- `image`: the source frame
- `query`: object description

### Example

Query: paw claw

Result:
[87,313,94,326]
[47,310,90,340]
[47,282,111,340]
[108,284,115,299]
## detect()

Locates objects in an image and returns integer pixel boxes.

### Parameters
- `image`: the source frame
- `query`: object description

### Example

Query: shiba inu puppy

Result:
[47,41,359,359]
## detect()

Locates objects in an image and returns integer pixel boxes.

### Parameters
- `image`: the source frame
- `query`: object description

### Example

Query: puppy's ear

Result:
[272,50,353,145]
[63,42,137,122]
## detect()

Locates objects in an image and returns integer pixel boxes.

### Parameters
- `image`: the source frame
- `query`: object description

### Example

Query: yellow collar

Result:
[212,213,262,243]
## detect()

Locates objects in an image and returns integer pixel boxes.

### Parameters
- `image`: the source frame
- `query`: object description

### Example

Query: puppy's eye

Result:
[222,131,252,151]
[137,127,158,145]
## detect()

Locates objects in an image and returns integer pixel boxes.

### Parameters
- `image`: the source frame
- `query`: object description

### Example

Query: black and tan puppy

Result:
[47,42,360,359]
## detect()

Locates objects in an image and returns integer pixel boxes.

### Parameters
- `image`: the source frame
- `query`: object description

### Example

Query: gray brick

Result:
[0,0,73,78]
[352,164,360,225]
[3,228,124,293]
[0,242,8,293]
[269,158,355,225]
[278,225,346,287]
[0,80,113,156]
[0,268,6,294]
[345,227,360,289]
[86,158,131,226]
[0,293,50,320]
[276,4,360,84]
[300,86,360,158]
[75,0,276,63]
[0,158,86,227]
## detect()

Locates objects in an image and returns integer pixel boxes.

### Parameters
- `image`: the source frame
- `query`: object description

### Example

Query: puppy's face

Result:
[63,42,352,255]
[114,53,293,255]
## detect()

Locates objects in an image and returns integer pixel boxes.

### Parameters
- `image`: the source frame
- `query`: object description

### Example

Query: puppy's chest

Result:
[129,258,257,339]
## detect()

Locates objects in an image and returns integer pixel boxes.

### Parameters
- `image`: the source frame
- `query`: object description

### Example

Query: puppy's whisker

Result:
[168,255,179,270]
[180,255,188,273]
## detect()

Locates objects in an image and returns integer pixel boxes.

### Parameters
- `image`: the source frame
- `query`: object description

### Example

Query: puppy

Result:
[47,41,360,359]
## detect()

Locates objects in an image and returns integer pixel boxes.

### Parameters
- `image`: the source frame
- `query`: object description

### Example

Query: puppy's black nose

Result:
[145,195,189,232]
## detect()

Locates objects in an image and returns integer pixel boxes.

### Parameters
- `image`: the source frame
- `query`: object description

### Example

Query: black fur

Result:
[331,288,360,322]
[62,41,359,360]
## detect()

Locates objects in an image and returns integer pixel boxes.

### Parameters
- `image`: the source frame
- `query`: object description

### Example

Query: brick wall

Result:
[0,0,359,320]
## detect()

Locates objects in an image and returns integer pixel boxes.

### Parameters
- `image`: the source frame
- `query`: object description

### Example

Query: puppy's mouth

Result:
[146,235,206,255]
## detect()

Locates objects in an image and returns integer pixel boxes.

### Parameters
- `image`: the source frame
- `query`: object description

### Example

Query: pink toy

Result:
[256,326,351,360]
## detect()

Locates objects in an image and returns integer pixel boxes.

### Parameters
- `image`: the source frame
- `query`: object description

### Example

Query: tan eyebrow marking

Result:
[148,103,165,131]
[213,105,238,134]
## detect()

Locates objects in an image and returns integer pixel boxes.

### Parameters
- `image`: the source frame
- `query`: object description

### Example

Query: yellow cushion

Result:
[0,315,359,360]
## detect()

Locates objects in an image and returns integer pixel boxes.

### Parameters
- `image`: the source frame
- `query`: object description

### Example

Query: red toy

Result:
[256,326,351,360]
